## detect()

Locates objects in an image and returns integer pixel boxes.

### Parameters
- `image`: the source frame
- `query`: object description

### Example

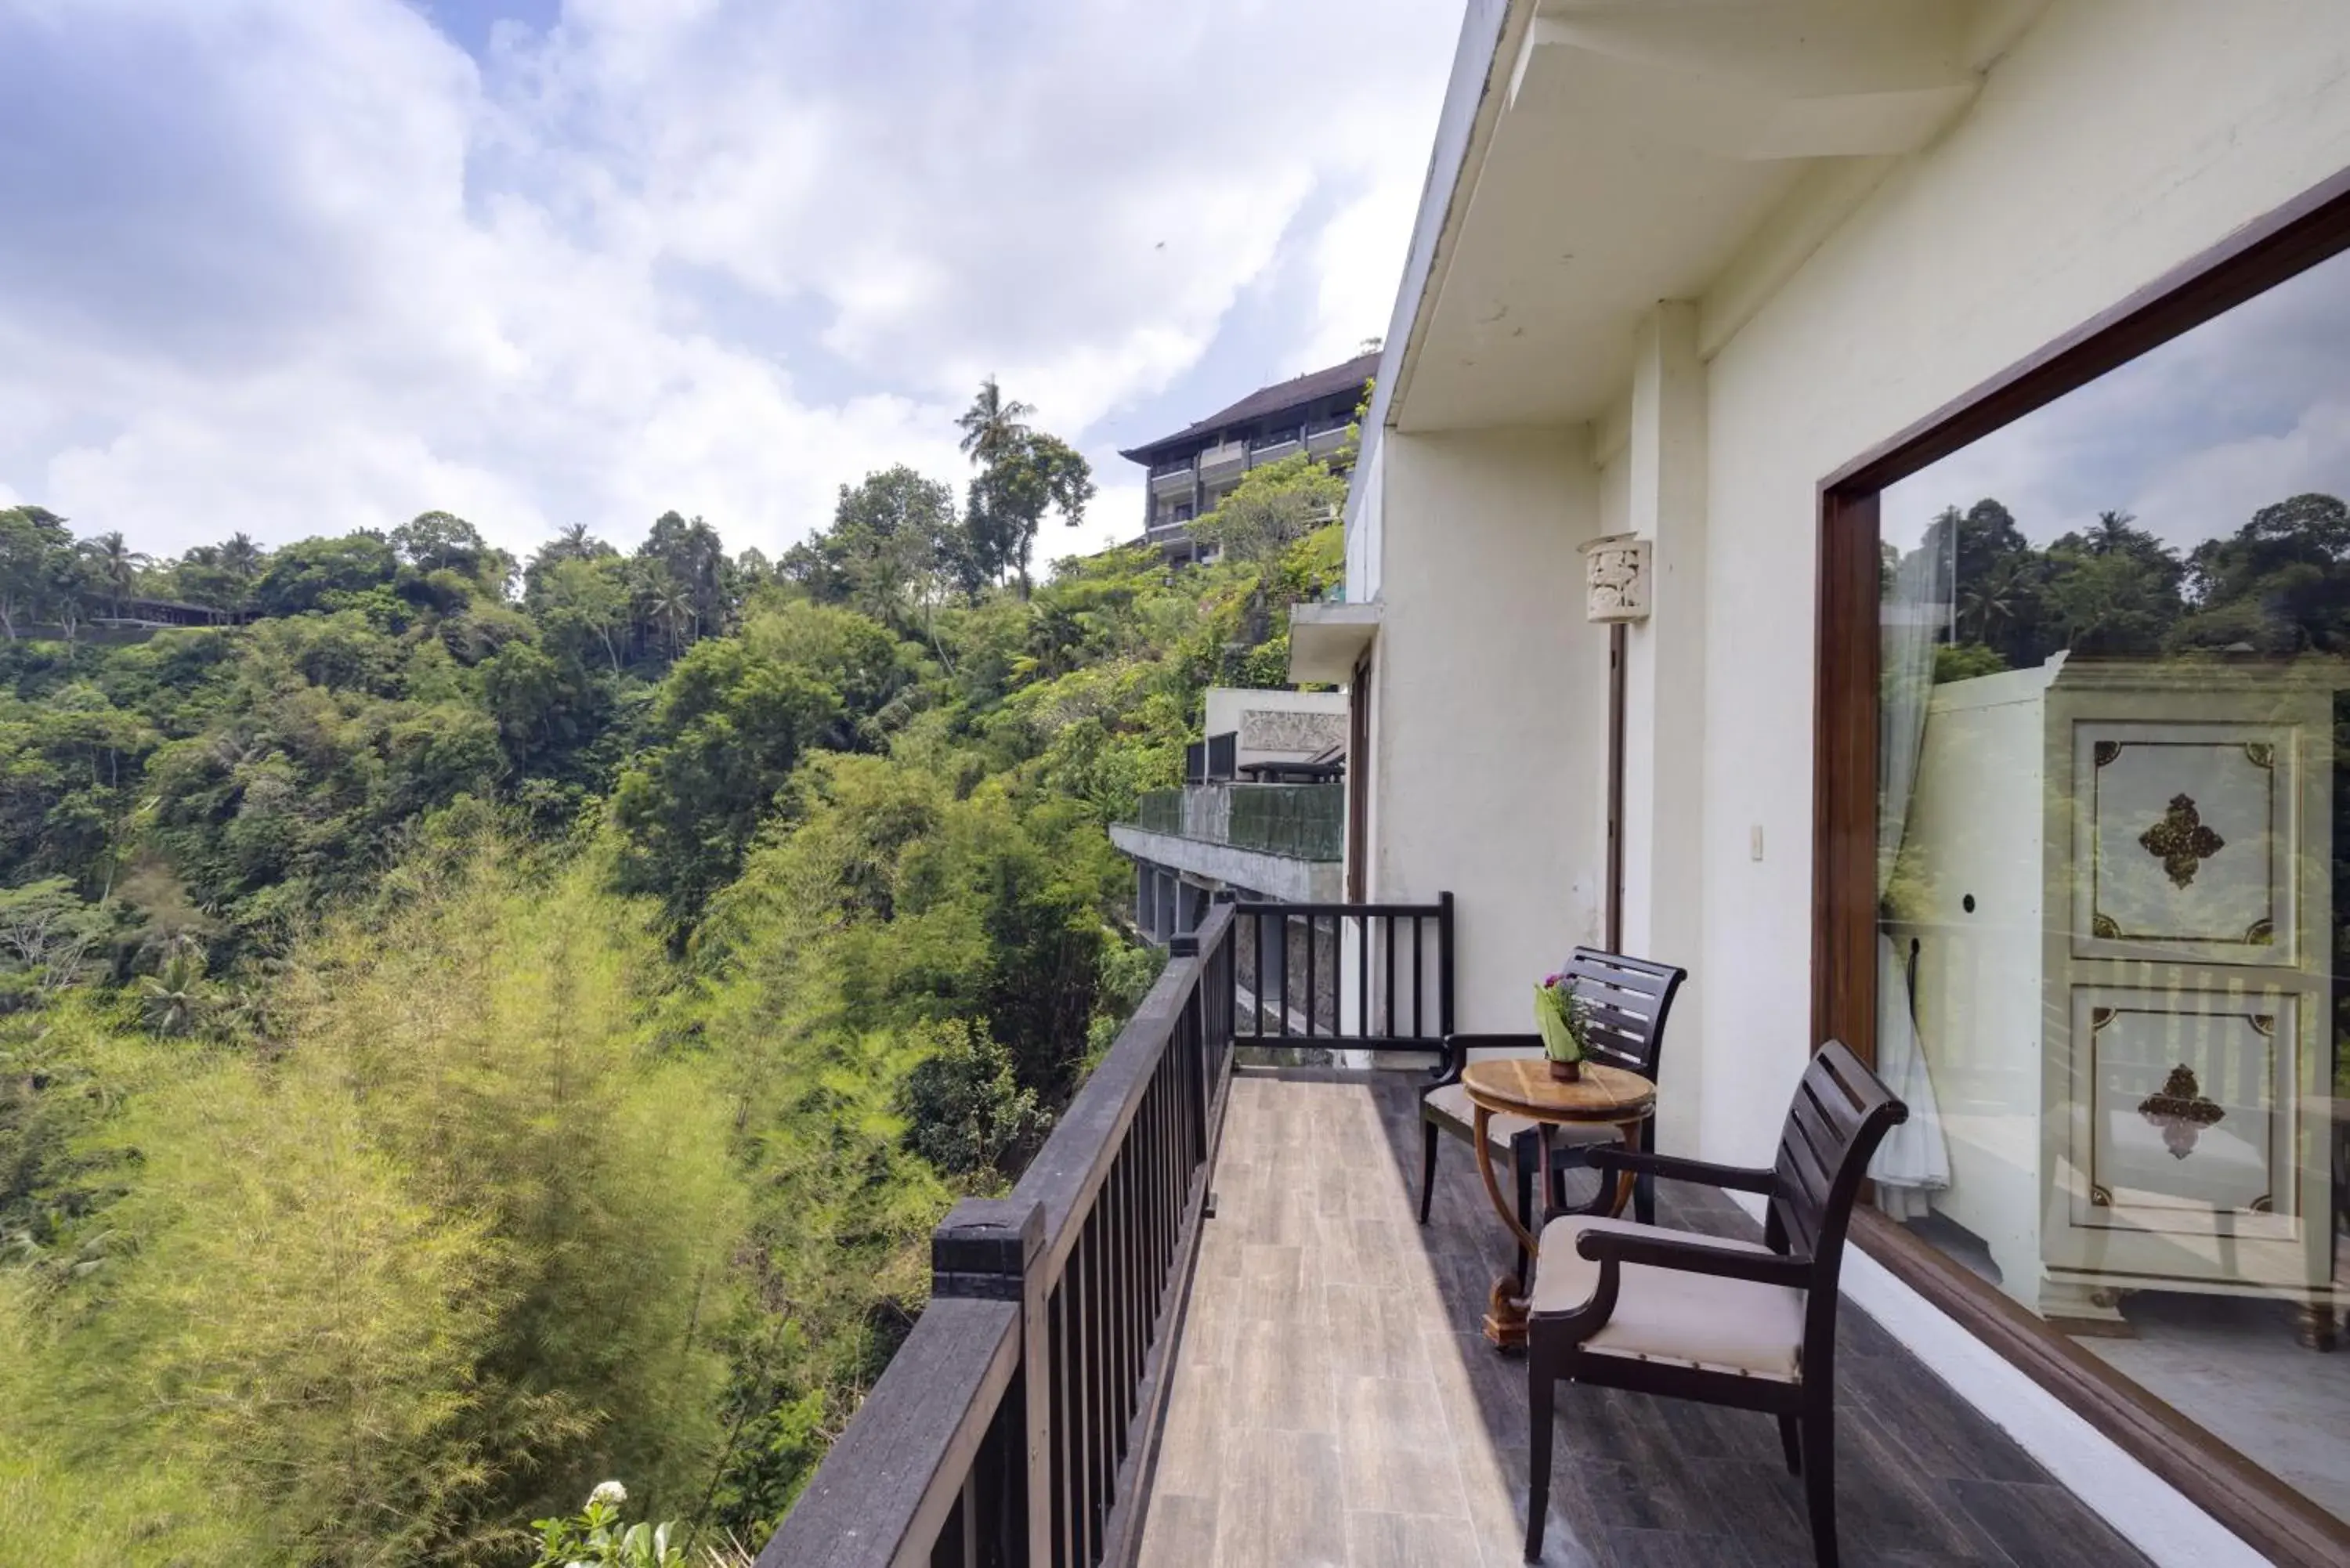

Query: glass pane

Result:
[1877,245,2350,1522]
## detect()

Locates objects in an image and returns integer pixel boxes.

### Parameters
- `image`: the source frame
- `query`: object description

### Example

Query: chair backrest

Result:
[1768,1041,1908,1376]
[1556,948,1687,1078]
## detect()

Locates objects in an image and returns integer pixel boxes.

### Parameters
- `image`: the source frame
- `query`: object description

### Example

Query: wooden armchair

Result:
[1419,948,1684,1266]
[1521,1041,1906,1568]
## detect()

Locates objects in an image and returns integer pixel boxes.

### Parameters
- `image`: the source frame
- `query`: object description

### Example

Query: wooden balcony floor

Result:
[1137,1067,2153,1568]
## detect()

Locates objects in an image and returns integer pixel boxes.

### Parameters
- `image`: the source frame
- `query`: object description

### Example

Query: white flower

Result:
[588,1479,627,1510]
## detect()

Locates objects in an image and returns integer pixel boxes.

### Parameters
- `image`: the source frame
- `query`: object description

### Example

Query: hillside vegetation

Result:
[0,388,1347,1564]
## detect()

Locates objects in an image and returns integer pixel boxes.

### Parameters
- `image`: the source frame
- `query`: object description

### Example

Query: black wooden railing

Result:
[760,905,1238,1568]
[1233,894,1452,1051]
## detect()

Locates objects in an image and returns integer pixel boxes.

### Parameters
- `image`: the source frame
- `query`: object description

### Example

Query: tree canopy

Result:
[0,397,1343,1561]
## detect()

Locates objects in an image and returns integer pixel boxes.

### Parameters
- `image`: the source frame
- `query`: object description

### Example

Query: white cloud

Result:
[0,0,1455,565]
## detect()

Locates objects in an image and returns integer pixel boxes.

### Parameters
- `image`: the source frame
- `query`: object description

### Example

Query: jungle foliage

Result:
[0,383,1348,1563]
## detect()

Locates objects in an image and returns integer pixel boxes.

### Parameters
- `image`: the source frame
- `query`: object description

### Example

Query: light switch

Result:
[1750,824,1765,862]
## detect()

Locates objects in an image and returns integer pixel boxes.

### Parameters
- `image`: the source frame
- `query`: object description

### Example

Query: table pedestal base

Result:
[1482,1272,1529,1350]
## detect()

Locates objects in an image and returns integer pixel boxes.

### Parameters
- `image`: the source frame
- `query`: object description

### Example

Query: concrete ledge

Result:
[1287,602,1380,685]
[1108,825,1342,903]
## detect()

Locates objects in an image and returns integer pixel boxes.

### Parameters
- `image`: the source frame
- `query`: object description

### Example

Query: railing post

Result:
[1168,930,1208,1164]
[1437,890,1456,1039]
[932,1198,1050,1568]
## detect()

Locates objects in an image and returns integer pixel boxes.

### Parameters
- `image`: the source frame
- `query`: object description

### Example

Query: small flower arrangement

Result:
[1533,973,1593,1082]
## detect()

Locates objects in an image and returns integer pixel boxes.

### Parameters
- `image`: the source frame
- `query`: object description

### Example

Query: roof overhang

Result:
[1375,0,2046,435]
[1287,602,1382,685]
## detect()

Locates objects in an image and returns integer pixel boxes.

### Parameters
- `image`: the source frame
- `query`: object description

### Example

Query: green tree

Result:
[2177,491,2350,652]
[611,629,842,923]
[635,512,736,643]
[0,507,75,641]
[956,382,1094,595]
[953,375,1034,465]
[1189,453,1347,565]
[898,1021,1050,1179]
[219,531,264,583]
[251,532,401,618]
[138,937,212,1036]
[79,531,149,617]
[2040,510,2183,656]
[0,850,747,1563]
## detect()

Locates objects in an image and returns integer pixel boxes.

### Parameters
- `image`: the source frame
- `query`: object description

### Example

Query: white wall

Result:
[1693,0,2350,1168]
[1368,425,1607,1033]
[1202,688,1348,769]
[1339,4,2350,1560]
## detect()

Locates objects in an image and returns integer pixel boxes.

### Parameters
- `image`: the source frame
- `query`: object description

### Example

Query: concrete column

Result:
[1621,301,1708,1154]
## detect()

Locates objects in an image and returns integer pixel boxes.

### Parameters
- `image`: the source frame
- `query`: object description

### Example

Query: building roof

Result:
[1119,351,1379,464]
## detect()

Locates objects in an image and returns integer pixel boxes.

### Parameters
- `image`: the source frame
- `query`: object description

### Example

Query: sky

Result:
[1882,244,2350,557]
[0,0,1459,565]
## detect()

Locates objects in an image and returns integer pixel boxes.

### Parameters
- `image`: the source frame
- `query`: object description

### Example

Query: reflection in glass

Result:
[1875,247,2350,1520]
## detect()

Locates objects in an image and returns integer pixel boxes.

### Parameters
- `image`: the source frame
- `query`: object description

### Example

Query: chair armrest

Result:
[1573,1227,1810,1288]
[1580,1146,1776,1195]
[1428,1031,1542,1086]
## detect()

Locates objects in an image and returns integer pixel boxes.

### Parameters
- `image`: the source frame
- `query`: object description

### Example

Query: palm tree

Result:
[1958,569,2017,646]
[644,578,696,657]
[219,532,263,582]
[956,378,1035,466]
[2086,510,2138,556]
[142,940,211,1038]
[83,531,149,616]
[549,522,602,563]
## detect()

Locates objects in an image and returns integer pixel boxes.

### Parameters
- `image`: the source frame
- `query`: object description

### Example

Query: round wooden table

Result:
[1461,1057,1658,1349]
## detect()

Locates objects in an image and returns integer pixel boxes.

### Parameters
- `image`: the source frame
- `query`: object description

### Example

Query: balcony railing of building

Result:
[1144,421,1354,486]
[1232,894,1452,1046]
[758,904,1239,1568]
[1132,781,1343,862]
[757,894,1453,1566]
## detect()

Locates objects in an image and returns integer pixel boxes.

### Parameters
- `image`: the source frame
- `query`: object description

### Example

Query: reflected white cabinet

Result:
[1897,655,2341,1329]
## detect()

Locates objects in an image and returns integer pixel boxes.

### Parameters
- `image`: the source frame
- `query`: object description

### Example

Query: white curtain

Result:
[1870,536,1952,1220]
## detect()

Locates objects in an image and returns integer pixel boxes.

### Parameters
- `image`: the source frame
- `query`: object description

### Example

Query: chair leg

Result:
[1513,1153,1535,1289]
[1524,1340,1555,1562]
[1801,1402,1838,1568]
[1418,1120,1439,1225]
[1777,1413,1802,1476]
[1635,1122,1658,1227]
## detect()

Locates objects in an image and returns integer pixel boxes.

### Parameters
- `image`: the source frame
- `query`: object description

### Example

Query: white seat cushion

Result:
[1423,1081,1622,1152]
[1531,1215,1806,1382]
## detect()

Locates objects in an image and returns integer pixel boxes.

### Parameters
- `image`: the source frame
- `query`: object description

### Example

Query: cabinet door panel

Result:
[2066,984,2301,1238]
[2070,723,2294,964]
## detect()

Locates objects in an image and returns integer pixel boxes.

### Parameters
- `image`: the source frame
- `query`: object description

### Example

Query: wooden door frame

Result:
[1810,163,2350,1567]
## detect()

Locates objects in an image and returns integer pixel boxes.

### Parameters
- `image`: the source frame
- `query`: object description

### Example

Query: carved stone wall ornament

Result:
[2138,793,2225,888]
[1579,533,1650,623]
[1238,709,1343,755]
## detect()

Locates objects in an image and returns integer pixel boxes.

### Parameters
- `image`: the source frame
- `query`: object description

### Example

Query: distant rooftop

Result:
[1119,351,1379,464]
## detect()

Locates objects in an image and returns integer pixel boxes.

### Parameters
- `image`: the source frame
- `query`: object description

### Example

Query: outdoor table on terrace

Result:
[1459,1057,1658,1349]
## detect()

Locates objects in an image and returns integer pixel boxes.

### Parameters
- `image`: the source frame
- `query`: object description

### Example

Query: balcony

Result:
[761,905,2148,1568]
[1130,782,1343,864]
[1251,427,1303,464]
[1151,464,1195,498]
[1305,417,1353,461]
[1198,441,1249,484]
